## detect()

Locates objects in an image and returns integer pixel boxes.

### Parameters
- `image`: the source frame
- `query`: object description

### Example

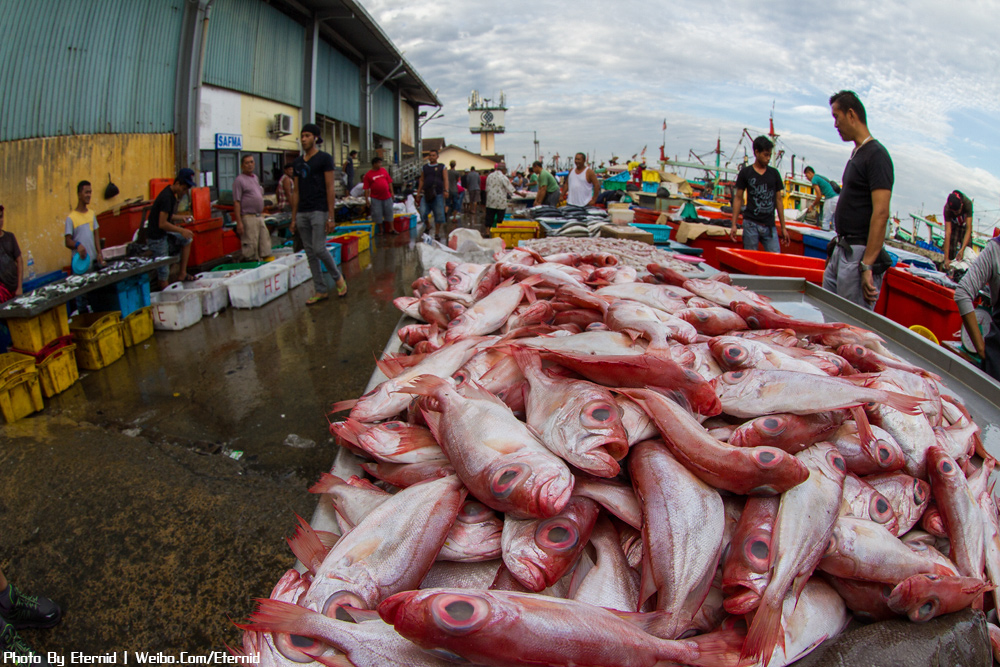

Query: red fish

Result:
[722,496,779,615]
[729,412,844,452]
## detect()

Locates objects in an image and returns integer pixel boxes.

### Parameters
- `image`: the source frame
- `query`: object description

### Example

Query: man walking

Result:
[464,167,481,218]
[942,190,974,270]
[823,90,894,309]
[485,162,516,228]
[233,154,271,262]
[562,153,600,206]
[802,166,839,231]
[446,160,461,223]
[417,149,447,238]
[64,180,104,272]
[343,150,358,189]
[730,136,788,252]
[145,168,196,289]
[292,123,346,304]
[364,156,395,234]
[532,161,560,207]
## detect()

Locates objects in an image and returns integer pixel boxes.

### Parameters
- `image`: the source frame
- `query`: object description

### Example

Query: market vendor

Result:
[955,236,1000,381]
[802,166,839,231]
[532,161,560,207]
[943,190,974,270]
[364,156,395,233]
[562,153,600,207]
[729,136,788,253]
[64,180,104,273]
[0,205,23,303]
[822,90,894,310]
[145,168,196,289]
[485,162,516,228]
[233,155,272,262]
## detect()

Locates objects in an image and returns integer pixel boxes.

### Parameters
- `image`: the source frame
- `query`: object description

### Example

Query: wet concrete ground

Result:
[1,230,430,655]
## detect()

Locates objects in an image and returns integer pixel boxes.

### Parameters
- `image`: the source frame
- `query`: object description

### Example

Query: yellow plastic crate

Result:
[340,231,371,253]
[490,226,539,249]
[74,324,125,371]
[0,371,44,423]
[0,352,36,385]
[497,219,540,231]
[69,311,121,340]
[121,306,154,348]
[7,306,70,354]
[37,344,79,398]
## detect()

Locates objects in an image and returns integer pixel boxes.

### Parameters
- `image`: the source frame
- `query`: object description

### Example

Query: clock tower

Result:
[468,90,506,156]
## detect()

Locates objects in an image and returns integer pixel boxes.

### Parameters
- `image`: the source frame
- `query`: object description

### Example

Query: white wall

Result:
[199,86,243,151]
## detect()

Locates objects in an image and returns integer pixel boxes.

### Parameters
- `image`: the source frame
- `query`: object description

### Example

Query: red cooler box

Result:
[183,218,224,266]
[876,267,962,343]
[716,248,826,284]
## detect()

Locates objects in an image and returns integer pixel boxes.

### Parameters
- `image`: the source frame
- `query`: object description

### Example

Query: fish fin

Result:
[315,530,340,550]
[339,605,381,623]
[286,514,330,574]
[236,598,312,634]
[638,549,658,611]
[375,355,406,379]
[397,427,440,451]
[329,399,359,414]
[850,405,881,461]
[329,418,367,447]
[397,374,448,397]
[680,626,749,665]
[346,475,384,491]
[740,591,783,665]
[309,472,349,495]
[422,409,444,445]
[510,345,543,377]
[884,390,924,416]
[607,609,678,639]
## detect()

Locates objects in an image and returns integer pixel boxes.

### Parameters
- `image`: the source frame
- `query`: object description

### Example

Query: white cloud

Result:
[363,0,1000,230]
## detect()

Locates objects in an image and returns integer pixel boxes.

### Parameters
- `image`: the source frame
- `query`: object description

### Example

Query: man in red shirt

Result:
[363,157,395,233]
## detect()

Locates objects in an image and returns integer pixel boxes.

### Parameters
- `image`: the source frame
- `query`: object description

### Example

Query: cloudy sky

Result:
[363,0,1000,233]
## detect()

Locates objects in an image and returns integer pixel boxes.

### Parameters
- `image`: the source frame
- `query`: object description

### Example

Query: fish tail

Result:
[884,390,923,415]
[510,345,543,376]
[374,354,405,379]
[396,427,438,453]
[849,405,881,461]
[681,626,750,667]
[236,598,314,636]
[328,418,366,447]
[286,514,333,574]
[328,399,358,415]
[308,472,348,495]
[740,591,782,665]
[397,373,447,397]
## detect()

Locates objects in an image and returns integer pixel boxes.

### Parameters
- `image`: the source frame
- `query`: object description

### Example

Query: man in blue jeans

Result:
[145,168,196,289]
[417,149,447,239]
[291,123,347,304]
[730,135,789,252]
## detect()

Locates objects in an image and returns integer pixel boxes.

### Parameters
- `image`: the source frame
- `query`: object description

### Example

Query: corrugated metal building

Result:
[0,0,440,274]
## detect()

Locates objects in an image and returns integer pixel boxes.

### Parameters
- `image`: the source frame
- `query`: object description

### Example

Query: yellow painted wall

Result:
[0,133,175,275]
[240,95,300,153]
[438,146,497,172]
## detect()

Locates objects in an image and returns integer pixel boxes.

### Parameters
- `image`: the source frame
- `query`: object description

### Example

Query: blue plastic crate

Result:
[320,243,343,273]
[641,182,659,193]
[86,273,151,318]
[802,234,829,259]
[23,270,65,293]
[632,223,673,244]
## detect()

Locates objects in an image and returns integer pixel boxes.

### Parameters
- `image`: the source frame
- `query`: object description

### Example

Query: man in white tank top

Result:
[563,152,600,206]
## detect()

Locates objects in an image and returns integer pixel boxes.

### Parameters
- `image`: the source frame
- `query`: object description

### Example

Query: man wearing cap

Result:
[292,123,346,304]
[943,190,974,270]
[485,163,515,229]
[364,156,395,234]
[145,168,196,289]
[233,154,271,262]
[64,180,104,273]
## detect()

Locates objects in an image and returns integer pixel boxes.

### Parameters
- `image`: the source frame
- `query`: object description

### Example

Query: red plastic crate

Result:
[330,235,359,262]
[183,217,224,266]
[97,205,148,247]
[393,215,412,233]
[716,248,826,284]
[191,187,211,221]
[10,336,74,363]
[222,229,240,256]
[149,178,172,200]
[878,267,962,343]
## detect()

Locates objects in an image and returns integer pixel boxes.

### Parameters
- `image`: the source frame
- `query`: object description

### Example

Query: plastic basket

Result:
[0,371,44,423]
[0,352,36,385]
[274,252,310,288]
[211,262,266,272]
[36,343,79,397]
[74,323,125,370]
[121,306,154,347]
[150,291,204,330]
[164,280,229,315]
[329,235,359,262]
[225,263,290,309]
[641,182,659,193]
[631,223,673,244]
[339,231,371,253]
[321,243,343,272]
[489,227,538,249]
[7,307,71,354]
[87,273,151,319]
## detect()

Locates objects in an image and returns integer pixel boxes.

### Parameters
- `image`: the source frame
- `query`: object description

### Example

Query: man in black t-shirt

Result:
[822,90,894,310]
[730,136,788,253]
[145,168,196,289]
[417,149,447,239]
[291,123,346,304]
[0,206,23,302]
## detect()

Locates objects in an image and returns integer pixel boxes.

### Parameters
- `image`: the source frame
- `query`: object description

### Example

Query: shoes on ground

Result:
[0,619,49,665]
[0,584,61,629]
[335,277,348,297]
[306,292,329,305]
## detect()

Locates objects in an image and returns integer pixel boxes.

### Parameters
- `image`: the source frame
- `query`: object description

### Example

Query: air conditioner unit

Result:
[273,113,293,136]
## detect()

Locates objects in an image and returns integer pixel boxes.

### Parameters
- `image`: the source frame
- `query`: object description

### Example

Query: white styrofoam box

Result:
[150,290,204,330]
[196,269,245,281]
[609,208,635,224]
[164,280,230,315]
[225,263,290,309]
[271,247,294,258]
[274,252,310,288]
[102,244,128,261]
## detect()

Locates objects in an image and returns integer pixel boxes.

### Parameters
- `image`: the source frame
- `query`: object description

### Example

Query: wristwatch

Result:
[859,262,874,273]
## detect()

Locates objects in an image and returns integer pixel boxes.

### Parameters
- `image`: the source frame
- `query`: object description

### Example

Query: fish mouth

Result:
[537,475,574,518]
[378,590,418,626]
[585,435,630,464]
[721,587,762,616]
[507,558,547,592]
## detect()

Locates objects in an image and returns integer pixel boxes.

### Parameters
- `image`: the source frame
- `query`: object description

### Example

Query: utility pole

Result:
[533,131,539,162]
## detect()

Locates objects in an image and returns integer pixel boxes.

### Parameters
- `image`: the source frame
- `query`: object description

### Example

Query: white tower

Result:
[468,90,506,156]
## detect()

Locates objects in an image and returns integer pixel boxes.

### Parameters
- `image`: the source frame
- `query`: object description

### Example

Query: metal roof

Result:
[276,0,441,108]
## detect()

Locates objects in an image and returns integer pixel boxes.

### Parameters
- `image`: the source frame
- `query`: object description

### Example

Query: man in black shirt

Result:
[145,168,196,289]
[943,190,973,269]
[822,90,894,310]
[417,149,447,239]
[0,206,23,302]
[730,135,788,252]
[292,123,346,304]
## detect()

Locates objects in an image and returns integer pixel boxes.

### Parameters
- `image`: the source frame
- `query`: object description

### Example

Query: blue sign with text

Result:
[215,133,243,150]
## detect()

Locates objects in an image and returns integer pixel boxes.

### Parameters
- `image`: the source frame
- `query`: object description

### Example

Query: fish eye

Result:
[854,346,866,356]
[939,459,954,475]
[581,401,619,428]
[383,422,403,431]
[430,595,491,635]
[321,591,366,621]
[724,346,747,364]
[275,632,327,663]
[757,417,785,436]
[913,481,928,505]
[915,599,938,621]
[869,495,894,524]
[535,519,580,552]
[753,449,781,468]
[826,450,846,473]
[876,443,892,463]
[744,535,770,569]
[491,464,528,499]
[459,502,490,522]
[723,371,745,383]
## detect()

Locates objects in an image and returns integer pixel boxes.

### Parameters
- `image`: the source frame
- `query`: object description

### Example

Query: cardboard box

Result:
[599,225,654,244]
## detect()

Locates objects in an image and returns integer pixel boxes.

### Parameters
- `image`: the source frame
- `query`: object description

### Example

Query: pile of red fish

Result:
[235,245,999,666]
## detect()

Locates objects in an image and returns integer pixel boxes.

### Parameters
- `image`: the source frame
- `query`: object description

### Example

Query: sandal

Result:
[306,292,329,305]
[335,277,348,297]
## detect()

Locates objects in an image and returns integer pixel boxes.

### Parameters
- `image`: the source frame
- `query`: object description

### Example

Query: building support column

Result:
[302,18,319,126]
[358,59,371,164]
[393,87,402,164]
[174,0,213,173]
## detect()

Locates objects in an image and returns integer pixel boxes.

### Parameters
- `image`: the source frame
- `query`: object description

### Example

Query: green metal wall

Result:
[373,84,396,140]
[316,40,360,126]
[203,0,305,107]
[0,0,184,141]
